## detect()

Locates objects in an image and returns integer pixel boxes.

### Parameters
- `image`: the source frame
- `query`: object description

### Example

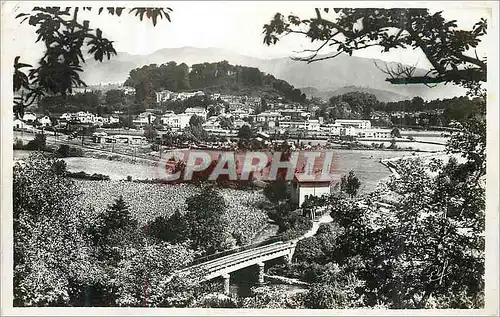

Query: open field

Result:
[15,147,436,193]
[73,180,269,245]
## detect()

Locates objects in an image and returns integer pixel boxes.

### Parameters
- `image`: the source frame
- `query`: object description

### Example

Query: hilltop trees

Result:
[315,90,390,122]
[124,62,192,106]
[336,91,379,118]
[124,61,307,105]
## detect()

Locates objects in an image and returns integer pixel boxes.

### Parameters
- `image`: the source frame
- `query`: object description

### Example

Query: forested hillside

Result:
[123,61,307,105]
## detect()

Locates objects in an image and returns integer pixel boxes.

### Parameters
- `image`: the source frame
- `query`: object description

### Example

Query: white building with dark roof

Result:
[185,107,207,120]
[22,112,37,122]
[37,116,52,127]
[334,119,371,130]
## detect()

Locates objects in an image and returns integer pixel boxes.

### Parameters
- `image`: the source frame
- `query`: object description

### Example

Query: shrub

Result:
[304,283,346,309]
[56,144,83,158]
[51,160,67,176]
[67,171,110,181]
[24,133,47,150]
[147,210,190,244]
[294,237,325,263]
[241,285,306,309]
[197,293,238,308]
[13,138,24,150]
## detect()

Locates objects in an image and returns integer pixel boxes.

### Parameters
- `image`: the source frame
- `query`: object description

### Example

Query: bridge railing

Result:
[201,242,295,277]
[186,234,287,267]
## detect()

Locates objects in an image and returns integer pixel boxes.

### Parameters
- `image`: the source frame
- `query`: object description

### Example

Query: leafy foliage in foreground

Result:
[263,8,486,93]
[13,153,199,307]
[13,6,172,117]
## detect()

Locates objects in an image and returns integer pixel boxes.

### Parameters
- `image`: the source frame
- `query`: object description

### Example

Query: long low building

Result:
[334,119,371,130]
[92,132,147,145]
[357,128,392,139]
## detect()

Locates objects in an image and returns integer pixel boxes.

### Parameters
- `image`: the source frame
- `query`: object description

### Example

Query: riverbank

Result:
[379,151,455,178]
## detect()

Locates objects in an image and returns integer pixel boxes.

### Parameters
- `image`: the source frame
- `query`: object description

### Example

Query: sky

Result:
[1,1,493,69]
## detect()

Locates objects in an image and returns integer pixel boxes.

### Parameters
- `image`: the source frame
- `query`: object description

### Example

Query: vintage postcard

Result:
[1,1,498,316]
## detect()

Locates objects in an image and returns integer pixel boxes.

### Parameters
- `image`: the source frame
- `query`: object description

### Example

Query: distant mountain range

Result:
[80,46,467,101]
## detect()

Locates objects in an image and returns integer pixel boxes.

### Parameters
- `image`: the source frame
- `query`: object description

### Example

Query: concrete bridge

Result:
[174,212,333,294]
[177,239,298,294]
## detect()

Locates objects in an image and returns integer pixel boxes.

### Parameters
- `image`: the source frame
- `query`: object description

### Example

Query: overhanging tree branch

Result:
[262,8,487,88]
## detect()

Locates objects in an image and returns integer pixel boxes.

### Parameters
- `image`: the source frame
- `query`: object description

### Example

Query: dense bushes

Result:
[13,136,83,158]
[241,285,306,309]
[267,202,313,240]
[13,138,24,150]
[194,293,239,308]
[67,171,110,181]
[14,154,199,307]
[145,186,235,256]
[16,133,48,151]
[147,210,190,244]
[55,144,83,158]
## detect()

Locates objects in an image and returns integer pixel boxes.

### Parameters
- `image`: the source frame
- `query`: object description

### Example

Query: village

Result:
[14,87,406,147]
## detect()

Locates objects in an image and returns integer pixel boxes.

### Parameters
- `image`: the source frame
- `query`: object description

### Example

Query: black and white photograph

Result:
[1,1,498,315]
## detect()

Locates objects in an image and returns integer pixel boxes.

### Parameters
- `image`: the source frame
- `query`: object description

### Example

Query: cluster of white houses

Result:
[13,110,121,130]
[59,111,120,125]
[156,90,205,103]
[155,90,262,108]
[13,85,394,141]
[13,112,52,129]
[145,100,393,139]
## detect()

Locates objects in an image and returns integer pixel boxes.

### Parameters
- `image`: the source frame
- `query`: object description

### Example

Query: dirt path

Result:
[299,209,333,240]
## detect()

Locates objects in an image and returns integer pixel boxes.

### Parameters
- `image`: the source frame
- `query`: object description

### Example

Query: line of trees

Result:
[316,91,484,126]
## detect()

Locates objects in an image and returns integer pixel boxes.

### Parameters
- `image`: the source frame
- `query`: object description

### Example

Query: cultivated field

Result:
[74,180,269,245]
